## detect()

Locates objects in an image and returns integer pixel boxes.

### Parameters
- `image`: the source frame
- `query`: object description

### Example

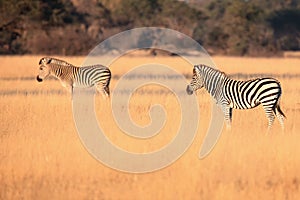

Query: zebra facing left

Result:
[37,57,111,97]
[186,64,286,130]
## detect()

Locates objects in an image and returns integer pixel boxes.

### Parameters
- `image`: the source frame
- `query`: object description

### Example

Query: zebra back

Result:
[39,57,74,67]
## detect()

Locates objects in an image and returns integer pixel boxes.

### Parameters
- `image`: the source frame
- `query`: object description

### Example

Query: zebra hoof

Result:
[36,76,43,82]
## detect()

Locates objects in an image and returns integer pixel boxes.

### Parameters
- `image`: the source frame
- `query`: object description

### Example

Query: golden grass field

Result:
[0,55,300,199]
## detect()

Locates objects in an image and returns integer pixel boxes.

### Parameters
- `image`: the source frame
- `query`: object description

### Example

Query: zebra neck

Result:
[203,71,226,99]
[50,65,74,78]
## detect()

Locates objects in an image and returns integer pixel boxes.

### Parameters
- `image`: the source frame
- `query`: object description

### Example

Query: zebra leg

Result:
[65,85,73,98]
[275,111,285,131]
[103,77,111,97]
[229,107,233,123]
[103,86,110,97]
[96,83,110,98]
[71,86,74,99]
[262,105,275,130]
[69,85,74,100]
[221,105,232,130]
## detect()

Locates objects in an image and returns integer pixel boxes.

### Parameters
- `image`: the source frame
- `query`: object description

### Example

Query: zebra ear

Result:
[39,59,43,65]
[46,58,52,64]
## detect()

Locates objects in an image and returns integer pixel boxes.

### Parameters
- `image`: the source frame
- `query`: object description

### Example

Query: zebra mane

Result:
[199,64,227,77]
[43,57,76,67]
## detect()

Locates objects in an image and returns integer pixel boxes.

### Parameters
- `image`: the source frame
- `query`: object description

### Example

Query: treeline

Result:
[0,0,299,56]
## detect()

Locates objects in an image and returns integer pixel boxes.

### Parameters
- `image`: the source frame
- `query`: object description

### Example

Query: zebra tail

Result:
[276,102,286,119]
[275,83,286,119]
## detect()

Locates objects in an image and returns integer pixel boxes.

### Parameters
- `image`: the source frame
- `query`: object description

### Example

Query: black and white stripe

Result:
[37,57,111,97]
[186,64,285,129]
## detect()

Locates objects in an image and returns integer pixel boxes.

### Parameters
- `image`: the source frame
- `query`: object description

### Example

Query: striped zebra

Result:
[37,57,111,97]
[186,64,286,130]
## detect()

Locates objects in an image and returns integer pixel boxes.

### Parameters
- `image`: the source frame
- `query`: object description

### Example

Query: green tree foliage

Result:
[113,0,203,35]
[193,0,299,55]
[0,0,39,53]
[37,0,83,26]
[268,8,300,51]
[0,0,299,55]
[114,0,161,26]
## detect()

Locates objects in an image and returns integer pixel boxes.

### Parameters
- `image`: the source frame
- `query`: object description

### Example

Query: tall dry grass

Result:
[0,55,300,199]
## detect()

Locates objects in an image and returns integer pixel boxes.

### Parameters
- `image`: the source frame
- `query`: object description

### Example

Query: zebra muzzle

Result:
[36,76,43,82]
[186,85,193,95]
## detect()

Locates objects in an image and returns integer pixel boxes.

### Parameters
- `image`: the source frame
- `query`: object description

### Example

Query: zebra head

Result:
[36,57,52,82]
[186,65,204,95]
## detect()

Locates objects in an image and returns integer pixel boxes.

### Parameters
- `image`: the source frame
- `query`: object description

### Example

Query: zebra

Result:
[186,64,286,130]
[36,57,111,97]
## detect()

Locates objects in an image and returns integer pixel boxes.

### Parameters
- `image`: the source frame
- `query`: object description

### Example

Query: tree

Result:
[268,8,300,51]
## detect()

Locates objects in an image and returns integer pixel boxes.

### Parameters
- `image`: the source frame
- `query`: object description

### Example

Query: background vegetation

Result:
[0,0,299,56]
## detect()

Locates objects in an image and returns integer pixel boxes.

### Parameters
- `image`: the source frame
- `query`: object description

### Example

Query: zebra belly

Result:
[73,81,94,88]
[230,94,260,109]
[232,101,261,109]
